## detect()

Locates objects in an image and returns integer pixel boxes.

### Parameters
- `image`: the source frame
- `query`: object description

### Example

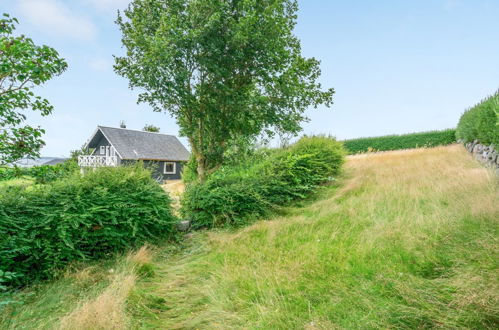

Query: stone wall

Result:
[463,140,499,174]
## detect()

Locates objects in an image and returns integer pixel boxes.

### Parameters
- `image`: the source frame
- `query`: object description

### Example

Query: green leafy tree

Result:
[143,124,160,132]
[0,14,67,166]
[115,0,334,181]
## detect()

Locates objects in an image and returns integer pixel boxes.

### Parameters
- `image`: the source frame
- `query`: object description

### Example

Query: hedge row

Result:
[0,160,78,184]
[456,90,499,146]
[181,136,345,228]
[0,166,177,287]
[342,129,456,154]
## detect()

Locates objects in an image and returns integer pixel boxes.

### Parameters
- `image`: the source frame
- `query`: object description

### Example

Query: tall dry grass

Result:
[58,246,153,330]
[58,274,135,330]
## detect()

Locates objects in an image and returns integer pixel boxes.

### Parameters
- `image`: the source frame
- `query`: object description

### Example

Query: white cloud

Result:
[83,0,130,12]
[17,0,97,41]
[88,57,113,72]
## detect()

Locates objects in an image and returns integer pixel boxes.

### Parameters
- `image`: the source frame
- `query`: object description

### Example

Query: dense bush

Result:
[181,136,345,228]
[0,166,177,287]
[0,160,78,184]
[0,167,25,181]
[343,129,456,154]
[456,90,499,145]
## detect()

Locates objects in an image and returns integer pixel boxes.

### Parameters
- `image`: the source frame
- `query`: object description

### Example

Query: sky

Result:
[1,0,498,157]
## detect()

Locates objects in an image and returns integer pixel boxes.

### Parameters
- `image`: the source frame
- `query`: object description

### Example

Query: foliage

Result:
[0,14,67,166]
[29,160,79,184]
[0,166,24,181]
[181,135,263,183]
[0,166,177,288]
[0,160,78,184]
[456,90,499,146]
[115,0,334,181]
[181,136,345,228]
[343,129,456,154]
[143,124,160,133]
[69,144,92,161]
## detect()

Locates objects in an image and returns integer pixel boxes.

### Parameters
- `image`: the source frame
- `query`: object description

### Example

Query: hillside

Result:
[2,144,498,329]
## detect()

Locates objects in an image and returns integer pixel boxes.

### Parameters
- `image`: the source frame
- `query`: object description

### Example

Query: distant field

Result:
[343,129,456,154]
[3,145,496,329]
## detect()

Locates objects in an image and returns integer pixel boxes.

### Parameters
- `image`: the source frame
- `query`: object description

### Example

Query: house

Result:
[78,126,190,181]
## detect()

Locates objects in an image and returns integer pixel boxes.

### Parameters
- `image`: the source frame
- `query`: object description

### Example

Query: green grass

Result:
[127,145,498,328]
[0,260,117,329]
[2,145,498,329]
[343,129,456,154]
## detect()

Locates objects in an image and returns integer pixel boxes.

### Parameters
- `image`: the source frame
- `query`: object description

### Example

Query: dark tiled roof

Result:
[91,126,190,161]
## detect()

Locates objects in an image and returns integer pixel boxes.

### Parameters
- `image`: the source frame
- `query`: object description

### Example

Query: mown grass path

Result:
[130,145,498,329]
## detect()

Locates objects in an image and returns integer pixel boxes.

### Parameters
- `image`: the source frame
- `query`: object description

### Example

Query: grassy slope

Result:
[129,144,498,329]
[2,145,498,329]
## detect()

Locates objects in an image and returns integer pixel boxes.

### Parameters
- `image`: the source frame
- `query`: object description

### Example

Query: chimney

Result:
[120,120,126,128]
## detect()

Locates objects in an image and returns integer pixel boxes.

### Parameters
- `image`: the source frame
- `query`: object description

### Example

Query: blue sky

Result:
[1,0,498,157]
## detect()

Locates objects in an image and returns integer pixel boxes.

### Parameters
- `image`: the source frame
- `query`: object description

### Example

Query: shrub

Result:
[456,90,499,146]
[0,160,78,183]
[343,129,456,154]
[181,136,345,228]
[0,167,28,181]
[28,160,79,184]
[0,166,177,287]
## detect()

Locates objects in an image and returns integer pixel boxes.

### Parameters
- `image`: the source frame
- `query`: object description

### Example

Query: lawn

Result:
[2,144,498,329]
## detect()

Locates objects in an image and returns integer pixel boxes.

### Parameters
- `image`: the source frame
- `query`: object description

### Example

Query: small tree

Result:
[115,0,334,181]
[0,14,67,166]
[143,124,160,132]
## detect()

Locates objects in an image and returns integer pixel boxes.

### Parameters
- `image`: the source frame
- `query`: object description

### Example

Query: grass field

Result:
[2,144,498,329]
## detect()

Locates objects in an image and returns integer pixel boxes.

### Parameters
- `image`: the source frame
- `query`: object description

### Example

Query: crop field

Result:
[342,129,456,154]
[3,144,497,329]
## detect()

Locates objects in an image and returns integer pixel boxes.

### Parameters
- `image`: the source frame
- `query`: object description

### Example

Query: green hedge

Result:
[181,136,345,228]
[343,129,456,154]
[0,160,78,184]
[456,91,499,146]
[0,166,177,287]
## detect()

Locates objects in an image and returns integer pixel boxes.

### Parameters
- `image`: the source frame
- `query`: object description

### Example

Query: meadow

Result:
[2,144,497,329]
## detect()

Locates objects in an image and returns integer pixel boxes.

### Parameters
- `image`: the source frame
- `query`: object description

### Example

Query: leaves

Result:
[456,90,499,145]
[0,14,67,166]
[115,0,334,179]
[181,136,345,228]
[0,166,177,288]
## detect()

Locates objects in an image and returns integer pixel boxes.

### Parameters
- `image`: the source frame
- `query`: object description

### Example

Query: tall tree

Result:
[0,14,67,166]
[115,0,334,181]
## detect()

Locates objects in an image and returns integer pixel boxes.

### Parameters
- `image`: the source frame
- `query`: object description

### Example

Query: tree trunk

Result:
[188,133,207,183]
[196,154,207,182]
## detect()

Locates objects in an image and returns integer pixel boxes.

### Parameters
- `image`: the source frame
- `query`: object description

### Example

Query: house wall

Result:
[91,135,121,165]
[90,134,183,181]
[122,160,183,181]
[92,135,111,156]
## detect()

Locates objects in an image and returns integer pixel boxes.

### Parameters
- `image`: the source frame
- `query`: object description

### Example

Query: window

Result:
[100,146,105,154]
[164,162,176,174]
